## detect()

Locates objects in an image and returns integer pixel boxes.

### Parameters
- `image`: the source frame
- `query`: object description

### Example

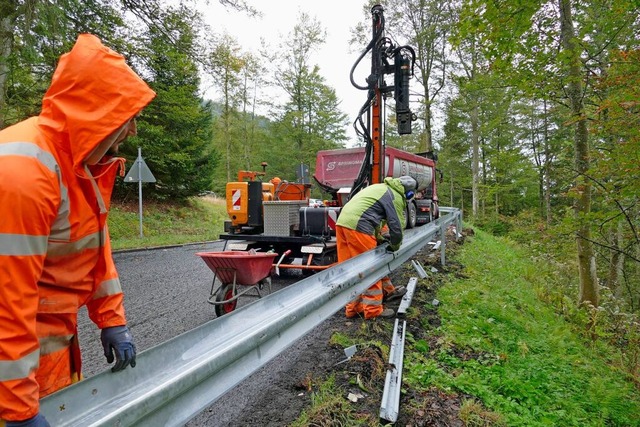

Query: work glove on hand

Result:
[6,413,50,427]
[101,325,137,372]
[387,243,400,253]
[376,236,389,246]
[376,232,391,246]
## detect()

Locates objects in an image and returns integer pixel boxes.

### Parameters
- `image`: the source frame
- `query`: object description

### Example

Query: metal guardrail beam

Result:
[41,209,461,426]
[379,318,407,423]
[397,277,418,317]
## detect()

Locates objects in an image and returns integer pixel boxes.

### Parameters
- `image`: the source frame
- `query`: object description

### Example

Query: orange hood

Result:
[38,34,156,175]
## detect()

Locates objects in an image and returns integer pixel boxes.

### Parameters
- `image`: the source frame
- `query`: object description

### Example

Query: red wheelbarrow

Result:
[196,250,278,317]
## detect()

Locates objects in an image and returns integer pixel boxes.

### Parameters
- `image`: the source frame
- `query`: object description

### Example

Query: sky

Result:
[198,0,374,145]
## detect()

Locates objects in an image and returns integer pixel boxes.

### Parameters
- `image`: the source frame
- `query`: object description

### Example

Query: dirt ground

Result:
[220,227,476,427]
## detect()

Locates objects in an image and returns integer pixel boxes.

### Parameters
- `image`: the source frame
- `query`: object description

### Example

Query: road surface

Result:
[77,241,342,426]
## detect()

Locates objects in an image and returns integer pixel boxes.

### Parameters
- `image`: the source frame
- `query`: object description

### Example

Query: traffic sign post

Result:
[124,147,156,237]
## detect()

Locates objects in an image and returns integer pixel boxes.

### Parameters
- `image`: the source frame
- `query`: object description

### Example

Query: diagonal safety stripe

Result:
[91,278,123,300]
[46,231,102,257]
[40,335,74,356]
[0,142,58,172]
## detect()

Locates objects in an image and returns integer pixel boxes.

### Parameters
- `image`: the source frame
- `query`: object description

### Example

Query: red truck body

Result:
[314,146,439,223]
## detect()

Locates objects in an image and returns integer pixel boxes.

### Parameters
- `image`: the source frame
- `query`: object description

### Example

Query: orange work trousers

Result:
[336,226,395,319]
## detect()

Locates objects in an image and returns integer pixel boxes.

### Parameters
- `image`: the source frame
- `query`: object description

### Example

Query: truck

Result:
[219,4,439,275]
[314,146,439,227]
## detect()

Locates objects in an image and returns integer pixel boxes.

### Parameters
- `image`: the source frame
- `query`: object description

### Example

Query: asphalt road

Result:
[76,240,334,426]
[78,241,227,378]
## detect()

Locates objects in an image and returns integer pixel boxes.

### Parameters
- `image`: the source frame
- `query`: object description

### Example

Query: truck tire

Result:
[406,202,417,229]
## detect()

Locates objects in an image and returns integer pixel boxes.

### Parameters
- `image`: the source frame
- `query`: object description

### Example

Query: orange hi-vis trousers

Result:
[336,226,395,319]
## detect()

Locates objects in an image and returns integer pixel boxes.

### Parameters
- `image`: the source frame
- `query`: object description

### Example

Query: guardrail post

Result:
[440,220,446,266]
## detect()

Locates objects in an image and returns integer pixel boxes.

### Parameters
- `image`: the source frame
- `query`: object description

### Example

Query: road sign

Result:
[124,147,155,237]
[125,152,156,183]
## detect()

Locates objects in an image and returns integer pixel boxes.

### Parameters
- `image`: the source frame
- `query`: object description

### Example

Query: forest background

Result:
[1,0,639,381]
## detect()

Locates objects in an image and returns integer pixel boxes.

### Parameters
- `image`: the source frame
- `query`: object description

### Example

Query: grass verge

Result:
[293,227,640,426]
[404,228,640,426]
[108,196,227,250]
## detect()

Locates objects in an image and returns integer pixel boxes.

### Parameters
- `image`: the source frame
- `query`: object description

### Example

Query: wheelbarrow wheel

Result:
[214,283,237,317]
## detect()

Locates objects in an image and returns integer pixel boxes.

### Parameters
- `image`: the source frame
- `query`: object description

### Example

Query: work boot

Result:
[379,308,395,318]
[385,286,407,302]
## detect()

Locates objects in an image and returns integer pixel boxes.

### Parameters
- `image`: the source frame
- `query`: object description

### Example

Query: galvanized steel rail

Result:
[41,208,461,426]
[379,317,407,423]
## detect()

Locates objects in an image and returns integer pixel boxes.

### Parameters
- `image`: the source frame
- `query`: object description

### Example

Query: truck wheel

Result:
[406,202,417,229]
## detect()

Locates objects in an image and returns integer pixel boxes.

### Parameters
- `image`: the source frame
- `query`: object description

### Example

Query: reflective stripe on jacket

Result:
[0,34,155,421]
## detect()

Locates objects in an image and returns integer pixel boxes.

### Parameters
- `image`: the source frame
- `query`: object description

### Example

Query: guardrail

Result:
[41,208,462,426]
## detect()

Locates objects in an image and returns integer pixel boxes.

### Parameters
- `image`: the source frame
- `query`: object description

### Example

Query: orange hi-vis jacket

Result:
[0,34,155,422]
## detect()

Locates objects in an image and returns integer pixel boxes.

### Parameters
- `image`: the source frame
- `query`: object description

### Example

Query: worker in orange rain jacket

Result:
[336,176,417,319]
[0,34,156,427]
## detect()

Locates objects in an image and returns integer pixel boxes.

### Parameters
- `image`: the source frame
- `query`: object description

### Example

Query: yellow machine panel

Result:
[226,182,276,227]
[226,182,249,227]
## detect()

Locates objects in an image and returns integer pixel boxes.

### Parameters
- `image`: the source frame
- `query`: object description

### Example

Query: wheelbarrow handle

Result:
[275,250,292,276]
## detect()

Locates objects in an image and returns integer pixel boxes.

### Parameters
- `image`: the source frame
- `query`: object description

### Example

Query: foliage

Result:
[0,0,128,127]
[115,4,218,201]
[474,214,512,236]
[403,228,640,426]
[379,0,452,153]
[505,210,640,380]
[267,12,349,182]
[206,33,253,186]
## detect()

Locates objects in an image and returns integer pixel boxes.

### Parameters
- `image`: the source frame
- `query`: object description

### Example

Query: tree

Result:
[117,4,217,201]
[558,0,598,306]
[207,33,246,183]
[379,0,451,154]
[0,0,127,128]
[454,0,640,308]
[592,49,640,309]
[450,3,486,220]
[268,12,348,181]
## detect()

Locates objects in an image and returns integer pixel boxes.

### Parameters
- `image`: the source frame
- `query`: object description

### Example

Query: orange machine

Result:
[226,162,275,230]
[225,163,311,234]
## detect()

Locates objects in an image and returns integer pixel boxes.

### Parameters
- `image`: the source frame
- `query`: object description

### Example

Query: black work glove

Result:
[101,325,137,372]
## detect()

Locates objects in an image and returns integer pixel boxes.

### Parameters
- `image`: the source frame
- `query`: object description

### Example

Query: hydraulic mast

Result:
[350,4,416,195]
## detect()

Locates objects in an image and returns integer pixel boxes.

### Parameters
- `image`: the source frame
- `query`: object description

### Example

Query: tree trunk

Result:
[471,101,480,220]
[559,0,599,307]
[543,99,552,224]
[423,99,433,153]
[607,219,624,298]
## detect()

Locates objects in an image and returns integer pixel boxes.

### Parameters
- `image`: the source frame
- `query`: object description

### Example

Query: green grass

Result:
[403,228,640,426]
[289,375,378,427]
[108,196,228,250]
